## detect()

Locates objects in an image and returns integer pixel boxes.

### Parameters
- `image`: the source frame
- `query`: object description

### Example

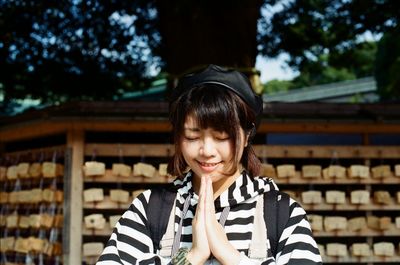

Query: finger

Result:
[195,177,206,218]
[205,178,215,215]
[200,176,207,206]
[201,176,207,197]
[191,177,212,262]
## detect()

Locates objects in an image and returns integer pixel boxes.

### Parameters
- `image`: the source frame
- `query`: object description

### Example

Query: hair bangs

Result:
[189,86,238,133]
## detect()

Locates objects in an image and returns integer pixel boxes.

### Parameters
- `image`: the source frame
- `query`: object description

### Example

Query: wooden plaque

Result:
[326,190,346,204]
[308,214,323,231]
[83,188,104,203]
[348,217,367,231]
[110,189,130,203]
[351,243,371,257]
[324,216,347,232]
[83,242,104,257]
[83,161,105,177]
[260,163,276,178]
[112,163,132,178]
[373,191,391,204]
[17,163,30,178]
[302,165,322,178]
[350,190,370,204]
[348,165,370,178]
[301,191,322,204]
[133,162,156,178]
[326,243,347,257]
[84,214,106,230]
[276,164,296,178]
[6,165,18,180]
[323,165,346,179]
[373,242,395,256]
[29,163,42,178]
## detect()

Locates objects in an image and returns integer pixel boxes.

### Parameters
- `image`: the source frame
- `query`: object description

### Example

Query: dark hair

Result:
[168,84,261,178]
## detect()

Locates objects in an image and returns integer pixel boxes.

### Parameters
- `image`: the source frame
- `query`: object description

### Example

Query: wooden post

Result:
[64,130,84,265]
[0,140,5,156]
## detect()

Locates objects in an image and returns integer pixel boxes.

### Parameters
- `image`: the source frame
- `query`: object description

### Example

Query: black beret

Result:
[170,64,263,127]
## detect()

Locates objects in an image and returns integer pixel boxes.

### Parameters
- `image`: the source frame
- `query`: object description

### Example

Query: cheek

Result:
[181,141,197,158]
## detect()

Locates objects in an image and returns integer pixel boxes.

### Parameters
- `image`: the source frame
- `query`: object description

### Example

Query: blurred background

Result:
[1,0,399,114]
[0,1,399,265]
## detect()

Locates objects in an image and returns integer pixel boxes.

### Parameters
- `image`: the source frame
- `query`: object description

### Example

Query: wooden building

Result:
[1,101,400,265]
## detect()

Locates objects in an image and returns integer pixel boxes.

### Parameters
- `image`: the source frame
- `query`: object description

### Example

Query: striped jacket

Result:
[97,172,322,265]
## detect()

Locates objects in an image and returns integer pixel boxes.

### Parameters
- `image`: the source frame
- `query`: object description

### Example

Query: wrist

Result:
[214,247,241,265]
[186,249,206,265]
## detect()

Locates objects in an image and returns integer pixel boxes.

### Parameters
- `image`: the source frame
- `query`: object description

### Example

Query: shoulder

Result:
[143,184,177,211]
[132,189,152,205]
[123,187,176,224]
[133,184,177,204]
[263,189,308,218]
[263,189,290,203]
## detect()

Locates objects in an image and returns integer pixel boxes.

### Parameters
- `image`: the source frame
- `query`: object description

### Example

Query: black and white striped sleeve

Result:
[274,199,322,265]
[96,190,170,265]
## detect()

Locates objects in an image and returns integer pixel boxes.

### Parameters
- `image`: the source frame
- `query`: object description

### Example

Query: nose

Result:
[199,137,216,157]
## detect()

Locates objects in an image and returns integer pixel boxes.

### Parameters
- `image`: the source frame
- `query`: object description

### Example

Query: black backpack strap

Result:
[264,190,290,258]
[146,186,177,252]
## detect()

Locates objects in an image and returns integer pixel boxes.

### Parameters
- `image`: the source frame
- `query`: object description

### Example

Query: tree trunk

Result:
[155,0,263,79]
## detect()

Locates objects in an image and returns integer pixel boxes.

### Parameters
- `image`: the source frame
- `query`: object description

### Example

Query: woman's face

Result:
[180,114,247,184]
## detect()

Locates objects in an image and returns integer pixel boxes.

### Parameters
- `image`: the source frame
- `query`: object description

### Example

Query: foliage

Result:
[263,41,374,91]
[328,42,377,78]
[258,0,397,93]
[259,0,398,96]
[291,65,356,89]
[375,28,400,100]
[258,0,398,72]
[0,0,159,112]
[1,0,399,114]
[263,79,294,94]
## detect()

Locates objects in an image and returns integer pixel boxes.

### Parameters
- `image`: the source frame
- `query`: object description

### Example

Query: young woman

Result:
[97,65,322,265]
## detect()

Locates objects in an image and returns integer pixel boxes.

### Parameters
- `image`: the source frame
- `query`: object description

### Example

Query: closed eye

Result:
[184,136,199,141]
[214,131,230,141]
[215,136,230,141]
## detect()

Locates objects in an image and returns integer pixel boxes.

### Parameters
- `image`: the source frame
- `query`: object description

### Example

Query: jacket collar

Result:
[173,171,279,209]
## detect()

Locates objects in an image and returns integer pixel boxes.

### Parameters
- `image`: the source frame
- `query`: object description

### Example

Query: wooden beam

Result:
[84,143,400,159]
[257,122,400,134]
[0,120,171,142]
[253,145,400,159]
[0,122,68,143]
[85,143,174,157]
[1,119,400,142]
[1,145,66,158]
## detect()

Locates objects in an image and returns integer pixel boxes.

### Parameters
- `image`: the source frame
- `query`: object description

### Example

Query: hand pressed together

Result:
[187,177,241,265]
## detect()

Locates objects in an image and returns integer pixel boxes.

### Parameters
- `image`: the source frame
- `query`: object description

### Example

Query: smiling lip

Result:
[198,161,220,172]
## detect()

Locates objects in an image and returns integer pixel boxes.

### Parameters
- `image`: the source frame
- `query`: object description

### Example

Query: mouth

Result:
[197,161,220,172]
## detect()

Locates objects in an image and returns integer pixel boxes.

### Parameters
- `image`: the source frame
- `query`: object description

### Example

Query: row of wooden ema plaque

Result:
[1,160,400,263]
[0,162,64,264]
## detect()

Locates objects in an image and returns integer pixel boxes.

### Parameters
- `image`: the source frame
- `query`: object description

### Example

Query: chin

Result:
[192,170,221,180]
